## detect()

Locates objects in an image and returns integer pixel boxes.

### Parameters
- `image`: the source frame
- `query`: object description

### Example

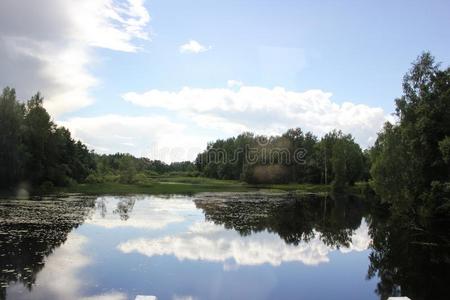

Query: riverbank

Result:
[0,176,370,197]
[58,176,365,195]
[60,177,250,195]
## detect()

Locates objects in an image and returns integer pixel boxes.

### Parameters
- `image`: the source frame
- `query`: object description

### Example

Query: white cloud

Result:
[6,232,128,300]
[85,196,196,229]
[179,40,211,54]
[135,296,157,300]
[123,85,388,147]
[59,83,388,159]
[118,219,371,268]
[59,114,209,161]
[0,0,150,116]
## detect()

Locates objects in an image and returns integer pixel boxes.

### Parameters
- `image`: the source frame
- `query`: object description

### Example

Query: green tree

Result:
[316,130,364,189]
[118,154,137,184]
[438,136,450,164]
[331,139,347,191]
[22,93,55,185]
[370,52,450,214]
[0,87,24,188]
[0,88,95,190]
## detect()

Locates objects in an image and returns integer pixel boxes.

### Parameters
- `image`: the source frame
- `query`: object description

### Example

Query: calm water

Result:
[0,192,448,300]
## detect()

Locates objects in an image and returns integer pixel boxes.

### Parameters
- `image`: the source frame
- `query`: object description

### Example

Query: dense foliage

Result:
[87,153,196,184]
[1,52,448,204]
[0,88,95,191]
[195,128,367,189]
[0,88,196,192]
[370,52,450,216]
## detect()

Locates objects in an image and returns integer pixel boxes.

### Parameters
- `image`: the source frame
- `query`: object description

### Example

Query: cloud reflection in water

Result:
[85,196,196,230]
[118,219,370,268]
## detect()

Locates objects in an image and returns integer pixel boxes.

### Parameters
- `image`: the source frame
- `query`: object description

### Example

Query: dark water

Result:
[0,192,448,300]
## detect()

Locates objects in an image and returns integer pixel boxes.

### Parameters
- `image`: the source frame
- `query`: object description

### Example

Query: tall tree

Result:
[0,88,24,188]
[370,52,450,213]
[22,93,54,185]
[0,88,95,190]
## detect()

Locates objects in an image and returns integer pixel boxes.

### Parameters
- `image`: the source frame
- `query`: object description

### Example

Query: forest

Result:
[0,86,369,191]
[195,128,370,187]
[1,52,449,216]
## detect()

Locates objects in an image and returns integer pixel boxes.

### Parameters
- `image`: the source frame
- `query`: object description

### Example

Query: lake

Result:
[0,192,448,300]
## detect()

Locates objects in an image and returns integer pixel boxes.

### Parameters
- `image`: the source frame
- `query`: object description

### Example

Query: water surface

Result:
[0,193,447,300]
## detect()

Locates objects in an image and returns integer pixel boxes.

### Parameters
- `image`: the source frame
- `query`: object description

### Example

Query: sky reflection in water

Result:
[0,193,377,300]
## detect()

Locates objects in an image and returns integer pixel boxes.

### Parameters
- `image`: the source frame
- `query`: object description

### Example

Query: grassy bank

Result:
[61,180,249,195]
[58,176,342,195]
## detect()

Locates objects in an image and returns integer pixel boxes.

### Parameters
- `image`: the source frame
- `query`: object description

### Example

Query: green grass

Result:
[155,176,242,185]
[60,179,251,195]
[58,176,338,196]
[258,183,331,193]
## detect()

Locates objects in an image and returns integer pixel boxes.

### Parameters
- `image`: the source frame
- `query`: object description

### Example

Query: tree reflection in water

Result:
[0,197,95,300]
[0,192,448,300]
[112,197,136,221]
[194,192,369,249]
[194,191,450,300]
[367,202,450,300]
[96,196,137,221]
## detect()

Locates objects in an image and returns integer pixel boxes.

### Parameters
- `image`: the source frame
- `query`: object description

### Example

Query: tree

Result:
[196,128,365,185]
[118,154,137,184]
[438,136,450,164]
[316,130,364,190]
[0,87,24,188]
[22,93,55,185]
[331,139,347,191]
[370,52,450,214]
[0,88,96,190]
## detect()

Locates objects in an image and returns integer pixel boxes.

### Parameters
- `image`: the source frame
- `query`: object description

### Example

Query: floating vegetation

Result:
[0,196,96,292]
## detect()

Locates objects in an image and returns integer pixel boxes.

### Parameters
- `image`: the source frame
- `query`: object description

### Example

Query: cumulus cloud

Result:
[123,85,388,147]
[59,83,388,159]
[59,114,209,161]
[85,196,196,230]
[6,232,128,300]
[179,40,211,54]
[135,296,157,300]
[0,0,150,116]
[118,220,371,268]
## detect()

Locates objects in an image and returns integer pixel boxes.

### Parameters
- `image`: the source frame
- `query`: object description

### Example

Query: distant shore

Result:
[57,175,368,196]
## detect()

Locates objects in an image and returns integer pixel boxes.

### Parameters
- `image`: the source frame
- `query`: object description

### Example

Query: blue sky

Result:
[85,0,450,115]
[1,0,449,161]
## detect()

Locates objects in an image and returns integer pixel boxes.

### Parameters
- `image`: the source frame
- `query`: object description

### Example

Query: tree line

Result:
[197,52,450,215]
[1,85,369,192]
[370,52,450,217]
[1,52,449,215]
[0,89,95,191]
[0,90,195,191]
[87,153,196,185]
[195,128,370,190]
